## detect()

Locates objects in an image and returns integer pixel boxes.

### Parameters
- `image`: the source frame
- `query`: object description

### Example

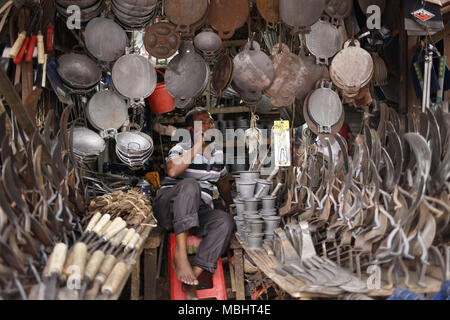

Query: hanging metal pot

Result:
[279,0,326,33]
[233,41,275,94]
[194,28,223,62]
[165,0,209,37]
[256,0,280,29]
[330,39,373,98]
[85,18,128,62]
[165,41,209,105]
[86,90,129,138]
[208,0,249,39]
[305,18,341,65]
[111,54,157,105]
[265,43,307,107]
[57,53,101,89]
[303,80,344,136]
[144,20,181,59]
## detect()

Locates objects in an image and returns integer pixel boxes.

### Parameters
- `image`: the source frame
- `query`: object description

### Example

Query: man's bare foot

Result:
[174,247,199,285]
[182,283,199,300]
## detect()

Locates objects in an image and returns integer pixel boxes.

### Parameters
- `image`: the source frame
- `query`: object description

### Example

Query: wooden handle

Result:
[135,234,145,251]
[121,228,136,246]
[13,37,29,64]
[126,234,140,252]
[41,54,47,88]
[110,228,128,248]
[101,262,129,296]
[62,248,75,280]
[46,243,67,276]
[99,220,112,237]
[85,250,105,281]
[37,32,44,64]
[96,254,116,283]
[86,212,102,232]
[104,220,127,241]
[10,31,26,58]
[71,242,87,282]
[103,217,123,236]
[46,25,54,52]
[25,35,36,62]
[92,214,110,235]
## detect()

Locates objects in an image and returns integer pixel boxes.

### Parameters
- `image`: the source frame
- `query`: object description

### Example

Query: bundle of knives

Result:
[28,212,153,300]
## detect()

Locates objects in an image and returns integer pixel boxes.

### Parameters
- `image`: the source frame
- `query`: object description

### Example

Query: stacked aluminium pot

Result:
[233,170,283,249]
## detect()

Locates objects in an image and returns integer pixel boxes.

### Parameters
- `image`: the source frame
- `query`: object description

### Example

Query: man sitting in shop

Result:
[152,107,234,300]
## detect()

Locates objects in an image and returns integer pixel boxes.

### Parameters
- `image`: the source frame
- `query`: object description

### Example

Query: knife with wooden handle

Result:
[42,243,67,300]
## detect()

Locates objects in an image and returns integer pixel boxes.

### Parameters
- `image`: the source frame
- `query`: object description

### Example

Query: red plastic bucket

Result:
[148,70,174,114]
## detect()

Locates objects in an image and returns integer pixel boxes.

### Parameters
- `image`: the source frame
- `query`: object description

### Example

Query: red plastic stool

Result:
[168,233,227,300]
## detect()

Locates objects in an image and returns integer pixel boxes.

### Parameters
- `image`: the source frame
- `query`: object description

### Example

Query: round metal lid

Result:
[112,54,157,100]
[87,91,128,131]
[85,18,128,62]
[305,19,341,64]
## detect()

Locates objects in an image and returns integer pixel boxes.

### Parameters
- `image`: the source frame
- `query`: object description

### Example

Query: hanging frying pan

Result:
[305,18,341,65]
[265,43,307,107]
[86,90,129,137]
[208,0,249,39]
[212,50,234,99]
[144,20,181,59]
[165,0,209,37]
[165,41,209,105]
[57,53,101,89]
[85,18,128,62]
[280,0,326,33]
[256,0,280,29]
[111,54,157,104]
[233,41,275,93]
[304,80,344,136]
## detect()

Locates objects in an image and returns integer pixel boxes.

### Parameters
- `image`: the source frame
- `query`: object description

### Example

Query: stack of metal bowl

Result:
[55,0,105,24]
[115,131,154,168]
[71,127,106,163]
[111,0,157,29]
